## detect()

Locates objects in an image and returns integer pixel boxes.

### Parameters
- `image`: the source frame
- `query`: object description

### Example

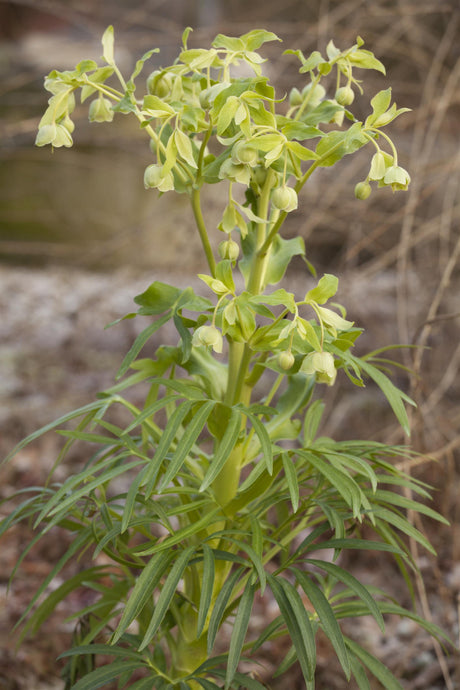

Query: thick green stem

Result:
[191,187,217,277]
[247,169,275,295]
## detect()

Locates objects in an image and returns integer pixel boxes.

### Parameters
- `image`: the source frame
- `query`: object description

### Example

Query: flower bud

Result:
[354,181,372,200]
[278,351,295,370]
[289,87,303,107]
[335,86,355,106]
[88,97,114,123]
[251,166,268,188]
[329,103,344,126]
[146,70,173,98]
[192,325,223,353]
[271,185,298,213]
[302,83,326,107]
[218,239,240,262]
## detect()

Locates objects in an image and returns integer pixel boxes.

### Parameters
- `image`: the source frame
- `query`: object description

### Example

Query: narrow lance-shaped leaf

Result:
[116,312,173,380]
[268,575,316,686]
[244,410,274,475]
[196,544,216,638]
[294,569,351,679]
[158,399,215,492]
[207,568,243,654]
[225,582,255,689]
[139,545,196,650]
[144,399,194,497]
[305,558,385,631]
[71,661,144,690]
[112,550,173,644]
[344,637,404,690]
[281,453,299,512]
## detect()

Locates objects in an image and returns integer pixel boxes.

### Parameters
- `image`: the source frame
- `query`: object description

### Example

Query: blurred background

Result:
[0,0,459,688]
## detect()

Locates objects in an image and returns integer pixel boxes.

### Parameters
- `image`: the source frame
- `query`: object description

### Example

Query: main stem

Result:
[191,187,217,277]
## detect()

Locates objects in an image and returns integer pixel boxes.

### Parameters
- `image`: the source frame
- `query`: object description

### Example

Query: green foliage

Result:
[1,25,451,690]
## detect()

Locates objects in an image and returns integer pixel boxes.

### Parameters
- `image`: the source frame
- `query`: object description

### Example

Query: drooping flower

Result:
[382,165,410,191]
[88,96,114,123]
[300,351,337,386]
[192,325,223,353]
[144,164,175,192]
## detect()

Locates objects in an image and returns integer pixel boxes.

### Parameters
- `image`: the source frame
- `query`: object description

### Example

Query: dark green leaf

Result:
[268,575,316,684]
[294,569,350,679]
[225,582,255,689]
[144,400,194,496]
[305,559,384,631]
[139,545,196,650]
[245,410,273,475]
[112,550,173,643]
[71,661,142,690]
[207,568,242,654]
[158,399,215,491]
[344,638,404,690]
[197,545,215,638]
[281,454,299,512]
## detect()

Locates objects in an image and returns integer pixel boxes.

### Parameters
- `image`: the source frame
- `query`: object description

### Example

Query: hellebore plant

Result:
[1,26,450,690]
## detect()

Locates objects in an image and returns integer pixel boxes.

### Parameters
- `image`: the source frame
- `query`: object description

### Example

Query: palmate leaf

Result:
[268,574,316,688]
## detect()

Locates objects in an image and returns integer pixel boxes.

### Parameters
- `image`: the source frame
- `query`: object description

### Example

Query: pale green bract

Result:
[3,25,452,690]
